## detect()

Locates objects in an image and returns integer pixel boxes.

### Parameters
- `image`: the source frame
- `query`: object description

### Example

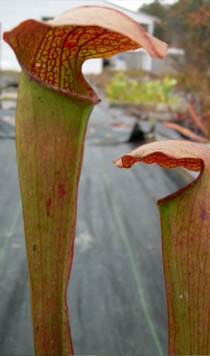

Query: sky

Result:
[108,0,177,12]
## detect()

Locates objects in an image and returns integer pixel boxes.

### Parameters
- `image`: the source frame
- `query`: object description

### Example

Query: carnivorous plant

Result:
[3,6,167,355]
[114,140,210,356]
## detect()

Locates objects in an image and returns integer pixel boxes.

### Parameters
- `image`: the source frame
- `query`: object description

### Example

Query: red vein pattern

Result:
[114,140,210,355]
[3,6,167,102]
[3,6,168,356]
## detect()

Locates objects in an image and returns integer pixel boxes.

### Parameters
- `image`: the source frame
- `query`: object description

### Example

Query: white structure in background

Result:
[0,0,159,74]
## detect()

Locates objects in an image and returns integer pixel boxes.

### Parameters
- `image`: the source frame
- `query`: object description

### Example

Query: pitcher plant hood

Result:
[3,5,168,103]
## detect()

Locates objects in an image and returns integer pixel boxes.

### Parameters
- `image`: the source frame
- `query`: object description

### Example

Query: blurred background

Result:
[0,1,209,355]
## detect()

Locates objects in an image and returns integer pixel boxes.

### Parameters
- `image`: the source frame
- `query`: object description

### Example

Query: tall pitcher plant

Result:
[3,6,167,356]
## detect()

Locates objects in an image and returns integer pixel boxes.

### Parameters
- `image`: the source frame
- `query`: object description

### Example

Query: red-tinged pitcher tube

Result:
[16,72,94,355]
[114,140,210,356]
[4,6,167,355]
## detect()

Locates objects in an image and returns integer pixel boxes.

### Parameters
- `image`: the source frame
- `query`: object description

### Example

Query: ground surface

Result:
[0,100,189,356]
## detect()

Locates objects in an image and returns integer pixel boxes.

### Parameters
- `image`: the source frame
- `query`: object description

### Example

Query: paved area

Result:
[0,101,188,356]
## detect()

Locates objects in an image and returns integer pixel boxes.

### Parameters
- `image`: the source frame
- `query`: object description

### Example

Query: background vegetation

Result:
[105,73,179,104]
[140,0,210,129]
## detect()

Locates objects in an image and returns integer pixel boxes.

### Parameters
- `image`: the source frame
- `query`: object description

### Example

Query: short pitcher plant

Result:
[114,140,210,356]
